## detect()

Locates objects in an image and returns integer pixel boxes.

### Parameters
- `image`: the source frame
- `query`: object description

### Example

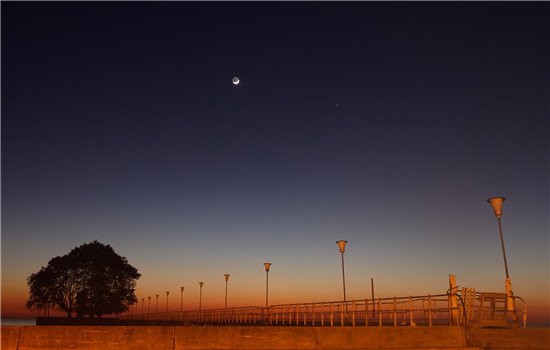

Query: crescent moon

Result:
[232,77,240,85]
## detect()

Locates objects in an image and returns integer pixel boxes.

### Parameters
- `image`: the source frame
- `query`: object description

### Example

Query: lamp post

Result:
[199,282,204,322]
[155,294,159,314]
[165,291,170,315]
[147,296,151,314]
[263,263,271,307]
[336,240,348,303]
[224,274,230,309]
[180,287,185,313]
[141,298,144,314]
[487,197,510,278]
[136,299,139,315]
[487,197,516,318]
[263,263,272,324]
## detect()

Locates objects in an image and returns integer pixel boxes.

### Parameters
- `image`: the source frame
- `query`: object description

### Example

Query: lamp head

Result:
[264,262,271,272]
[224,274,230,281]
[487,197,506,218]
[199,281,204,288]
[336,240,348,253]
[180,286,185,292]
[166,291,169,296]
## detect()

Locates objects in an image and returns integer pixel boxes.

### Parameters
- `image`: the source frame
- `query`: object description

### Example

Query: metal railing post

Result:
[410,296,414,326]
[378,299,382,326]
[340,301,345,326]
[365,299,369,327]
[423,298,426,324]
[428,295,432,326]
[448,293,452,326]
[352,300,356,327]
[393,297,397,326]
[402,302,406,325]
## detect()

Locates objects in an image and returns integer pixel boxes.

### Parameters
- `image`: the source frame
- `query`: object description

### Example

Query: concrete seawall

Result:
[1,325,548,350]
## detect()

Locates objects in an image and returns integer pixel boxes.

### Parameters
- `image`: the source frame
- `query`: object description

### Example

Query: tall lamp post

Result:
[180,287,185,313]
[165,291,170,315]
[141,298,145,314]
[198,282,204,322]
[224,274,230,309]
[263,263,271,308]
[336,240,348,303]
[155,294,159,314]
[147,296,151,314]
[487,197,516,320]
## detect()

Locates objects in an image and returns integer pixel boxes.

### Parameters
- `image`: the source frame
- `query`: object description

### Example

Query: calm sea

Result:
[1,318,36,326]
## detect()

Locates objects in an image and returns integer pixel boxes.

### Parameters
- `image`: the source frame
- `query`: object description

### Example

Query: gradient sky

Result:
[2,2,548,324]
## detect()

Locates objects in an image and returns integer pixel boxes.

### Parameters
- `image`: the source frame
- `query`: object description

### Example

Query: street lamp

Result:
[147,296,151,314]
[224,274,230,309]
[263,263,271,307]
[155,294,159,314]
[336,240,348,303]
[180,287,185,313]
[141,298,144,314]
[487,197,510,278]
[487,197,516,317]
[199,282,204,321]
[165,291,170,314]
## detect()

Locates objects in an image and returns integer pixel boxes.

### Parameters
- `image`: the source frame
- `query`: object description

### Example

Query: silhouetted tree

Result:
[26,265,57,315]
[27,254,82,317]
[26,241,140,318]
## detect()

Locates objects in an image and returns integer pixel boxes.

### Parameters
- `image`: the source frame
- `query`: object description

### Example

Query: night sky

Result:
[2,2,548,323]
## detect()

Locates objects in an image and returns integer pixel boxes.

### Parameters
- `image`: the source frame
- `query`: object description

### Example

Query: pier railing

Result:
[120,289,526,327]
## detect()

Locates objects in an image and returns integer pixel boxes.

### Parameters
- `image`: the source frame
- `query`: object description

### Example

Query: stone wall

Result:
[1,325,548,350]
[467,327,549,350]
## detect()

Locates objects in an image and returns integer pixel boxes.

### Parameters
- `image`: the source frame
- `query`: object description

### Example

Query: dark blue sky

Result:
[2,2,549,319]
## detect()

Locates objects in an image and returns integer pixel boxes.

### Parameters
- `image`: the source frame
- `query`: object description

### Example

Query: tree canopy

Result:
[26,241,140,318]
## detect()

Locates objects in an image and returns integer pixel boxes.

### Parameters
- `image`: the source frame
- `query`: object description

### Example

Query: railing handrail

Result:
[120,289,526,328]
[121,291,453,318]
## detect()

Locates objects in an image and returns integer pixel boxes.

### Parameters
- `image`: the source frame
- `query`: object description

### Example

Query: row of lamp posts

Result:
[133,278,217,316]
[133,197,514,321]
[134,263,270,316]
